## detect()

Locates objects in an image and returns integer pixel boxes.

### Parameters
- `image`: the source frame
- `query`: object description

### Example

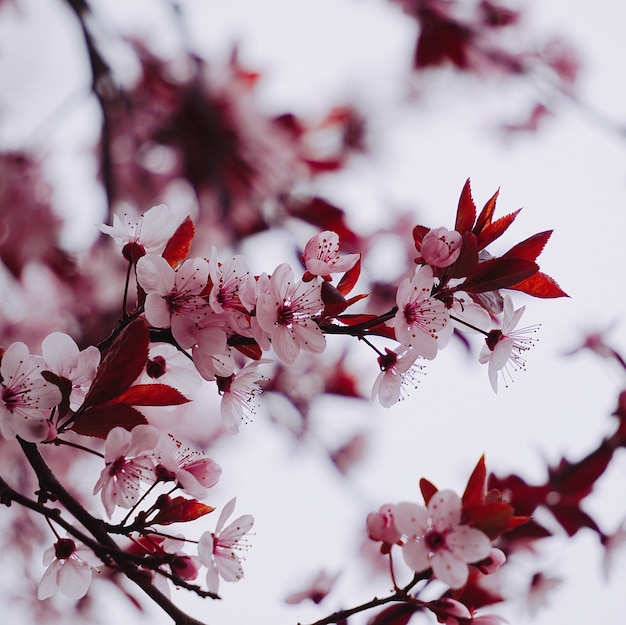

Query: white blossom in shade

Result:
[449,292,492,335]
[255,263,326,365]
[302,230,359,277]
[136,254,210,349]
[0,342,61,442]
[602,518,626,578]
[93,425,160,517]
[419,227,462,268]
[478,294,539,392]
[141,342,203,397]
[394,490,491,589]
[98,204,183,258]
[40,332,101,411]
[38,538,100,600]
[393,265,449,359]
[198,497,254,594]
[371,346,424,408]
[366,504,402,546]
[157,434,222,498]
[218,359,270,433]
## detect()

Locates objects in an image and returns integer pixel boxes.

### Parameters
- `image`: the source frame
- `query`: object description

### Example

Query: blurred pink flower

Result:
[284,569,339,605]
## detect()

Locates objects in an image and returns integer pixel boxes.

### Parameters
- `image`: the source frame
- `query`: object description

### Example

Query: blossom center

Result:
[425,529,447,553]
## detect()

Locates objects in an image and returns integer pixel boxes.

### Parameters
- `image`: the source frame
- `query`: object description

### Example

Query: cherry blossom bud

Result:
[420,227,462,267]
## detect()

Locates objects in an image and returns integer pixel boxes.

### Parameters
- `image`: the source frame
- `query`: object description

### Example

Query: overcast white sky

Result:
[2,1,626,624]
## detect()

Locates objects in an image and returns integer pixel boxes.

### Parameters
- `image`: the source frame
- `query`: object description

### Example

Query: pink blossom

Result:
[40,332,100,411]
[394,490,491,588]
[255,263,326,364]
[366,503,402,547]
[0,342,61,442]
[198,497,254,594]
[284,569,339,605]
[93,425,160,517]
[157,434,222,498]
[394,265,449,358]
[420,227,462,267]
[371,346,424,408]
[478,295,539,392]
[98,204,183,262]
[136,254,210,348]
[38,538,100,600]
[218,359,269,433]
[474,547,506,574]
[302,230,359,277]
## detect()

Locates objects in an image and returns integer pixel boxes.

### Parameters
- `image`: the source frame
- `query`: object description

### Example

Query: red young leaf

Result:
[334,314,397,340]
[473,189,499,235]
[458,257,538,294]
[84,318,150,408]
[462,455,487,508]
[548,504,601,537]
[69,404,147,439]
[502,230,552,262]
[475,209,522,250]
[455,178,477,234]
[336,255,362,296]
[447,231,478,278]
[420,478,438,506]
[412,224,430,251]
[464,501,514,540]
[508,271,569,298]
[232,340,263,360]
[162,216,195,268]
[321,280,349,318]
[111,384,190,407]
[151,496,215,526]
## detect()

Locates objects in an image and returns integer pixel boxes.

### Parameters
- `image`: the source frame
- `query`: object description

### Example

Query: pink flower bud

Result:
[420,227,462,267]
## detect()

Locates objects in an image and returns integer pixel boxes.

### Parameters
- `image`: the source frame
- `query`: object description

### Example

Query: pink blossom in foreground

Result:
[284,569,339,605]
[0,341,61,442]
[218,359,269,433]
[478,295,539,392]
[98,204,183,262]
[157,434,222,498]
[394,265,449,358]
[198,497,254,594]
[255,263,326,364]
[136,254,210,348]
[371,346,424,408]
[419,227,462,267]
[302,230,359,277]
[394,490,492,588]
[93,425,160,517]
[208,247,252,323]
[40,332,100,411]
[38,538,100,600]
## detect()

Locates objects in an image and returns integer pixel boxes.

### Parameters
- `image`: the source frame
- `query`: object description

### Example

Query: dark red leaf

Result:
[447,231,478,278]
[151,496,215,526]
[345,292,369,307]
[502,230,552,262]
[367,603,419,625]
[455,178,476,234]
[70,404,147,439]
[162,216,195,268]
[111,384,190,406]
[321,280,349,318]
[233,340,263,360]
[508,271,569,298]
[336,255,362,296]
[464,501,514,540]
[41,371,72,419]
[84,318,150,408]
[412,224,430,252]
[475,209,521,249]
[548,504,601,537]
[420,478,438,506]
[462,455,486,508]
[458,257,538,294]
[473,189,499,235]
